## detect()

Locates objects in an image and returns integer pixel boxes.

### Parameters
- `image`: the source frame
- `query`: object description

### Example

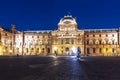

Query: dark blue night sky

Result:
[0,0,120,31]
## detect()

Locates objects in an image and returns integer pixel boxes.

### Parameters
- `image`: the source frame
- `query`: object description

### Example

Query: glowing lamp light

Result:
[72,46,77,54]
[54,46,57,50]
[3,49,6,52]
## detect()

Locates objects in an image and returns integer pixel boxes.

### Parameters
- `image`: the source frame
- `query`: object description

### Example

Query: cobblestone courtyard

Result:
[0,56,120,80]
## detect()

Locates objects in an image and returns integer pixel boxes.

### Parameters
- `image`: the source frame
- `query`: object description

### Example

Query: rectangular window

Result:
[66,39,69,44]
[99,34,101,37]
[106,40,108,44]
[61,39,63,44]
[106,34,108,37]
[112,34,114,37]
[72,40,74,44]
[93,48,95,53]
[112,40,114,44]
[93,40,95,45]
[99,48,101,53]
[112,48,114,53]
[43,35,44,38]
[106,48,108,52]
[87,48,89,54]
[87,35,89,37]
[99,40,101,44]
[87,40,89,45]
[78,39,80,44]
[5,33,7,36]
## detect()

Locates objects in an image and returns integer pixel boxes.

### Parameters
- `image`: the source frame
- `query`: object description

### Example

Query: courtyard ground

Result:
[0,56,120,80]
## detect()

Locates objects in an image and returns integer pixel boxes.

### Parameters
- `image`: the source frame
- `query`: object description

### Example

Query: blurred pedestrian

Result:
[54,51,57,56]
[77,47,81,59]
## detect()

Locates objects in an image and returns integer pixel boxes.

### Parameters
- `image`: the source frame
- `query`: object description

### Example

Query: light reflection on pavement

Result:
[0,56,89,80]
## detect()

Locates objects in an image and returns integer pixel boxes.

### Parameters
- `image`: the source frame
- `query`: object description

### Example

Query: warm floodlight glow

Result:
[72,46,77,54]
[3,49,6,52]
[54,46,57,50]
[9,50,12,53]
[0,46,2,55]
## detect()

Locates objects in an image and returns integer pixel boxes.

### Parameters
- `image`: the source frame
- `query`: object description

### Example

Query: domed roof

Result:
[58,15,77,24]
[62,16,74,21]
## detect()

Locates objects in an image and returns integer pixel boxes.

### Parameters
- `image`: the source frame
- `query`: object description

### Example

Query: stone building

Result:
[0,15,120,56]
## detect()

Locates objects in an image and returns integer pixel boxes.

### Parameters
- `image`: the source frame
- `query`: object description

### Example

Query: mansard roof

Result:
[24,30,52,34]
[85,28,118,33]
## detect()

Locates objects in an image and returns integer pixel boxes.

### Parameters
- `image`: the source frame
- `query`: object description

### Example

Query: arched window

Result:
[47,48,50,53]
[36,48,39,53]
[86,40,89,45]
[93,39,95,45]
[112,48,115,53]
[93,48,95,53]
[99,40,102,45]
[112,40,115,44]
[99,48,102,53]
[42,48,44,53]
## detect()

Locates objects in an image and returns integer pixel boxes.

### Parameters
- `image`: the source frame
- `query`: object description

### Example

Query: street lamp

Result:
[54,46,58,55]
[54,46,57,51]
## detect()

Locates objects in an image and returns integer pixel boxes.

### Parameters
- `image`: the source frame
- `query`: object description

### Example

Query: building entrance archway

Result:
[47,48,50,54]
[65,47,70,55]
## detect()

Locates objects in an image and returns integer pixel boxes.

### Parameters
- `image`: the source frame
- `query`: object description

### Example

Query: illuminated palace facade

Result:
[0,15,120,56]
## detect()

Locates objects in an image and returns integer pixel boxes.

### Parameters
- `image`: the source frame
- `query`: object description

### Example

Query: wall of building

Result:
[0,16,120,56]
[84,29,119,56]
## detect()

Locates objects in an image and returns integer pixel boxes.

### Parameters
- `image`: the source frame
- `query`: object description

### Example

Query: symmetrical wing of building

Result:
[0,15,120,56]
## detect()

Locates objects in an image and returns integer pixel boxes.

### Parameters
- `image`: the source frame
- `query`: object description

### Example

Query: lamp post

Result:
[54,46,58,55]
